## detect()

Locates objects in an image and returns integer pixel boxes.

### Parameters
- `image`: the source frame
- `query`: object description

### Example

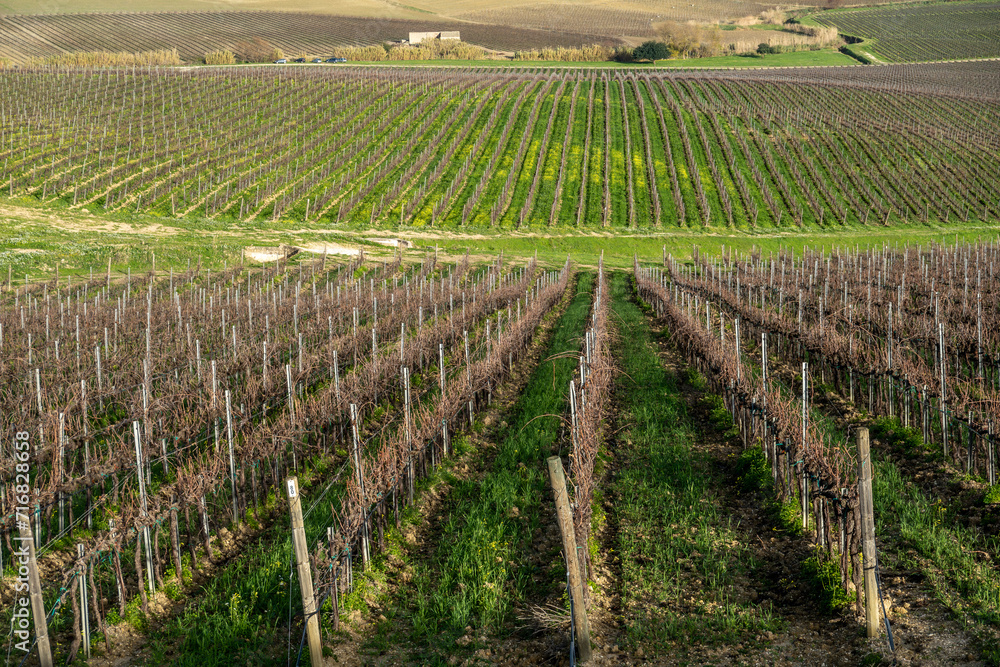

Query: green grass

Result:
[801,548,854,613]
[655,49,858,68]
[870,416,927,455]
[4,191,1000,284]
[372,271,595,662]
[144,531,292,666]
[610,272,781,651]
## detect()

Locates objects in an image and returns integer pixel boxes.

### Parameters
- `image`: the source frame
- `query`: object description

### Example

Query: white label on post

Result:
[287,479,297,498]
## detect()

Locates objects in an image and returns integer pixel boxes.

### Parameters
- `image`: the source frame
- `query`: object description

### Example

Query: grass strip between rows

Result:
[385,270,595,661]
[610,271,781,652]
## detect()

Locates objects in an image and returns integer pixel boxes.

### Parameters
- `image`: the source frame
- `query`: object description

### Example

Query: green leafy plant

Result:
[870,416,925,454]
[801,549,853,613]
[633,40,671,62]
[735,445,771,492]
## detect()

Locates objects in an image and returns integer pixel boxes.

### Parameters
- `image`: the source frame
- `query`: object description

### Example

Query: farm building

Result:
[408,30,460,43]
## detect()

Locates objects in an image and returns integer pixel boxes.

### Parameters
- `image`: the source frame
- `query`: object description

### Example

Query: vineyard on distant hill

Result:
[0,11,618,64]
[1,62,997,231]
[813,0,1000,62]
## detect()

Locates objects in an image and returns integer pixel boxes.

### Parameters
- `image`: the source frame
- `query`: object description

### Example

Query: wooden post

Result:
[967,411,974,474]
[802,362,809,531]
[286,477,323,667]
[285,364,294,422]
[333,349,341,403]
[568,381,579,452]
[58,413,65,536]
[403,367,414,504]
[546,457,592,664]
[199,494,213,559]
[464,330,471,386]
[439,343,445,399]
[441,419,449,458]
[133,421,155,593]
[939,323,948,457]
[856,427,880,638]
[17,515,53,667]
[225,390,238,524]
[988,420,996,486]
[349,404,370,565]
[77,544,90,660]
[170,496,183,582]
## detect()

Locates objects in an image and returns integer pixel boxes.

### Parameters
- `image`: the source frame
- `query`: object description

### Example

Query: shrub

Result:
[870,416,923,453]
[759,7,787,23]
[735,445,771,492]
[757,42,782,55]
[700,394,737,438]
[386,40,487,61]
[633,40,671,61]
[512,44,616,62]
[204,49,236,65]
[611,46,636,63]
[26,49,181,67]
[654,21,723,58]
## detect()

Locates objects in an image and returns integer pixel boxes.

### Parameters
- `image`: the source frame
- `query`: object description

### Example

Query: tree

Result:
[633,40,671,62]
[655,21,703,58]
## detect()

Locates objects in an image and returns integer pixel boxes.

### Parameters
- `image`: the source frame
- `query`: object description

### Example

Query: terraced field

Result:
[813,0,1000,62]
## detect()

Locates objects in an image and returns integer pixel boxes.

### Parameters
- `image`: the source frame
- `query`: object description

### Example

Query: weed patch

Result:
[870,416,925,455]
[986,485,1000,505]
[801,548,853,613]
[735,444,771,493]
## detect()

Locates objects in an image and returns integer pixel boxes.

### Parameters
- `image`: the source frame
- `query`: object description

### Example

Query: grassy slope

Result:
[4,197,1000,281]
[608,271,780,652]
[655,49,858,68]
[363,271,594,664]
